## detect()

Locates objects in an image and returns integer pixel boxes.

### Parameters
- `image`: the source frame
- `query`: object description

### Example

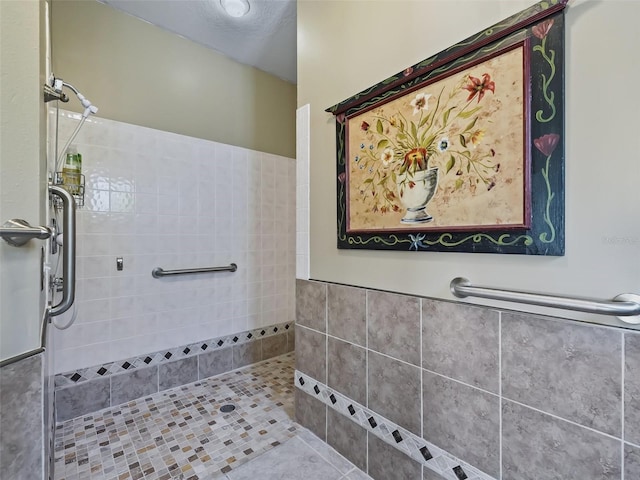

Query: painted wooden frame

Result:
[327,0,568,255]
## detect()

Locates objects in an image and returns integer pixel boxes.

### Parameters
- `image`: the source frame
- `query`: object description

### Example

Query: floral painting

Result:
[328,0,567,255]
[346,46,526,232]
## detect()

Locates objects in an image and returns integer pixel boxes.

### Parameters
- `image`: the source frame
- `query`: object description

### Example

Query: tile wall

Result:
[294,279,640,480]
[50,109,296,374]
[0,354,44,479]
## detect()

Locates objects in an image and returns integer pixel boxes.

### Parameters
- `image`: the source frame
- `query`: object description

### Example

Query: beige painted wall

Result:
[0,0,48,360]
[298,0,640,328]
[51,0,296,158]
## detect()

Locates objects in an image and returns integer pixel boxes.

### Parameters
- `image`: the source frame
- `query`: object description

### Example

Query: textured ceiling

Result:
[99,0,297,84]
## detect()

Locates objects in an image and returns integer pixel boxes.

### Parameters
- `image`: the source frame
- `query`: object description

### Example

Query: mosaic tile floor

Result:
[54,353,334,480]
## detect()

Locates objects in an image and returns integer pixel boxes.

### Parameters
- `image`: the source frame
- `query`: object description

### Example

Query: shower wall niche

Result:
[51,109,296,375]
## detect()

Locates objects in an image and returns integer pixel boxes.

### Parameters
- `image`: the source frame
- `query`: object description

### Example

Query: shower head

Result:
[50,75,100,172]
[49,76,99,117]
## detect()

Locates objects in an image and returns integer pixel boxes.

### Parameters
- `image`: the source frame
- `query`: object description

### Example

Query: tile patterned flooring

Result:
[54,353,369,480]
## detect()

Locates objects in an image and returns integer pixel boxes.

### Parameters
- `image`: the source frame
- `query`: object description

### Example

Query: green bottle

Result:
[62,145,82,195]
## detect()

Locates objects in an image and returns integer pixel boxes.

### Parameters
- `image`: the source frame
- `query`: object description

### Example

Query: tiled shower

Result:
[34,109,640,480]
[51,109,296,419]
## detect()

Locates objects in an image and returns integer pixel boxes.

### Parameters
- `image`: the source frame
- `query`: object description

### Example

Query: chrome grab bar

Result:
[0,219,52,246]
[0,186,76,367]
[48,185,76,317]
[450,277,640,324]
[152,263,237,278]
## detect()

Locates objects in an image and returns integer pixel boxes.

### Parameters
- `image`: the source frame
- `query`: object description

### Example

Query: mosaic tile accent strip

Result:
[55,322,293,389]
[55,354,298,480]
[295,370,496,480]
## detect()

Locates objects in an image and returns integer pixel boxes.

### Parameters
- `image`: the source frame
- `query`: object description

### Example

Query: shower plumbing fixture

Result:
[51,276,64,293]
[49,76,98,116]
[48,75,99,172]
[44,83,69,103]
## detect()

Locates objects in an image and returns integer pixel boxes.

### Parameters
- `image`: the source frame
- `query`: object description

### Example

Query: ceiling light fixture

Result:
[220,0,250,18]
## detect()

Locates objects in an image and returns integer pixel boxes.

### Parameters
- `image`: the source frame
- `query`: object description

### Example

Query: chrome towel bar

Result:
[152,263,237,278]
[450,277,640,324]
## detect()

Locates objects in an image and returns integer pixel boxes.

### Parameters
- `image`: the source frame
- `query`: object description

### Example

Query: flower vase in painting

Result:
[346,45,526,233]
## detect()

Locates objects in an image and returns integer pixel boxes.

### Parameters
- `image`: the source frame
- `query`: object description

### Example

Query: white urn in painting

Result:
[397,167,439,223]
[395,147,439,223]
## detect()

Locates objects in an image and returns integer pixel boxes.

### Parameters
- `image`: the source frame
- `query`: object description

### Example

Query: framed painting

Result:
[327,0,568,255]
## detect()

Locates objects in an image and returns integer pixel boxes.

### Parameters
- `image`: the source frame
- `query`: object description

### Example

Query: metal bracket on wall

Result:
[0,219,52,247]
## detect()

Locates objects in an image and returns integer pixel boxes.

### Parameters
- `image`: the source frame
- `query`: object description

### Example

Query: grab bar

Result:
[0,186,76,367]
[152,263,237,278]
[450,277,640,324]
[48,185,76,317]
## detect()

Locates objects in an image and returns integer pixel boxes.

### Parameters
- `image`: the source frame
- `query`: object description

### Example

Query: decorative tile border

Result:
[295,370,496,480]
[55,321,293,389]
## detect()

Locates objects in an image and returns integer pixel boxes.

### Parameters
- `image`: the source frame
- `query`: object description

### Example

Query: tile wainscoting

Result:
[0,354,45,479]
[295,370,491,480]
[55,322,294,422]
[294,279,640,480]
[0,334,57,480]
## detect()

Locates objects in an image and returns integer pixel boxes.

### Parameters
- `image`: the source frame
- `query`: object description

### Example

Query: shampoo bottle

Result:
[62,145,82,195]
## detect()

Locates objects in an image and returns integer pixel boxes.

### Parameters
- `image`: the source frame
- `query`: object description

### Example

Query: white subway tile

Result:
[76,299,112,323]
[53,109,296,373]
[135,193,158,214]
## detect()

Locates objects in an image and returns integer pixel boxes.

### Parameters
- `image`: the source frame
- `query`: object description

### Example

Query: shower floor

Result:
[54,353,369,480]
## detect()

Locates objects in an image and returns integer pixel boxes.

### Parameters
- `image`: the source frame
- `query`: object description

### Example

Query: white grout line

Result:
[365,290,369,410]
[366,430,369,477]
[109,376,113,408]
[622,331,626,480]
[422,366,500,398]
[325,283,329,439]
[420,298,424,440]
[365,289,370,475]
[323,329,417,368]
[625,439,640,449]
[498,311,503,480]
[503,396,624,442]
[296,322,322,334]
